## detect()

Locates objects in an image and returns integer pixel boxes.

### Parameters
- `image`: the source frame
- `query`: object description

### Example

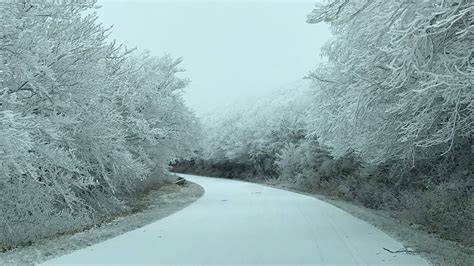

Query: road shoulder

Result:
[0,180,204,265]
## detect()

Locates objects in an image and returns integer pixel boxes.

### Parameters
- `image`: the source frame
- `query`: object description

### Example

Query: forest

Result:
[1,1,198,249]
[173,0,474,247]
[0,0,472,255]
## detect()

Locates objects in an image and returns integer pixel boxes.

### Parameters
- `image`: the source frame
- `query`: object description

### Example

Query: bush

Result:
[398,179,473,245]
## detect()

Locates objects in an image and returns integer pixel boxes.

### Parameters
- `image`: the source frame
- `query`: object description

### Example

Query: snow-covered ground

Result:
[42,174,428,265]
[0,181,203,265]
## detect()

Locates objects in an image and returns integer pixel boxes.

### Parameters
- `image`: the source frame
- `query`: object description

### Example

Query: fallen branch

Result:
[174,177,186,186]
[383,247,415,254]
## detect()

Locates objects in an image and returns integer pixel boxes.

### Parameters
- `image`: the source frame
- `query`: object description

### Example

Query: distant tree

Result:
[198,81,313,177]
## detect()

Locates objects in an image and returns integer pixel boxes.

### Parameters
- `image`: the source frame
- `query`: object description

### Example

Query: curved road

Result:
[43,174,428,265]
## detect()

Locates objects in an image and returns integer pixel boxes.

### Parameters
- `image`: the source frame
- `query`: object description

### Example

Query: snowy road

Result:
[42,174,428,265]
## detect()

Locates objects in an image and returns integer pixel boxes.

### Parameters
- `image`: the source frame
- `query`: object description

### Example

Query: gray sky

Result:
[97,1,330,116]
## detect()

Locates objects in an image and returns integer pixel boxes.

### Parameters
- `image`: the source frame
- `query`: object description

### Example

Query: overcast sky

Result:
[96,0,331,116]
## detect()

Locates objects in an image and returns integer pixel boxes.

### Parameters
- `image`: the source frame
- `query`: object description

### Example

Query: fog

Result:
[2,1,472,264]
[96,0,331,115]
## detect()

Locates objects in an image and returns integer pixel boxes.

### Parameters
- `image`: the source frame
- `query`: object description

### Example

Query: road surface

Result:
[42,174,428,265]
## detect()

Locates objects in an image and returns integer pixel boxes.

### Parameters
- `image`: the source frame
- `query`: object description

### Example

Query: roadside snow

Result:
[42,174,428,265]
[0,181,203,265]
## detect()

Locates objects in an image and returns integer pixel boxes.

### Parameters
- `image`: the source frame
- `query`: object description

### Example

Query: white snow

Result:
[41,174,428,265]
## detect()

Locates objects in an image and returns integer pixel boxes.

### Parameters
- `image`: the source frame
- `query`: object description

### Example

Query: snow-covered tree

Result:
[306,0,473,170]
[198,81,314,177]
[0,0,198,248]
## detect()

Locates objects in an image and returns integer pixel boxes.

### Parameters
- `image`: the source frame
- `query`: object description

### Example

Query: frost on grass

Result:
[0,181,203,265]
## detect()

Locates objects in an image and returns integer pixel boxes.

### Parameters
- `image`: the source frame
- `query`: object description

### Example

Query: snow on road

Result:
[42,174,428,265]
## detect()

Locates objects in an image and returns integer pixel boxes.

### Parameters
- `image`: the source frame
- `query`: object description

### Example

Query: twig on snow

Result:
[383,247,416,254]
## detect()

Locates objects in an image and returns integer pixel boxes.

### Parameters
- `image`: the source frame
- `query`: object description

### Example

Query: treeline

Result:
[173,0,473,246]
[1,1,198,249]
